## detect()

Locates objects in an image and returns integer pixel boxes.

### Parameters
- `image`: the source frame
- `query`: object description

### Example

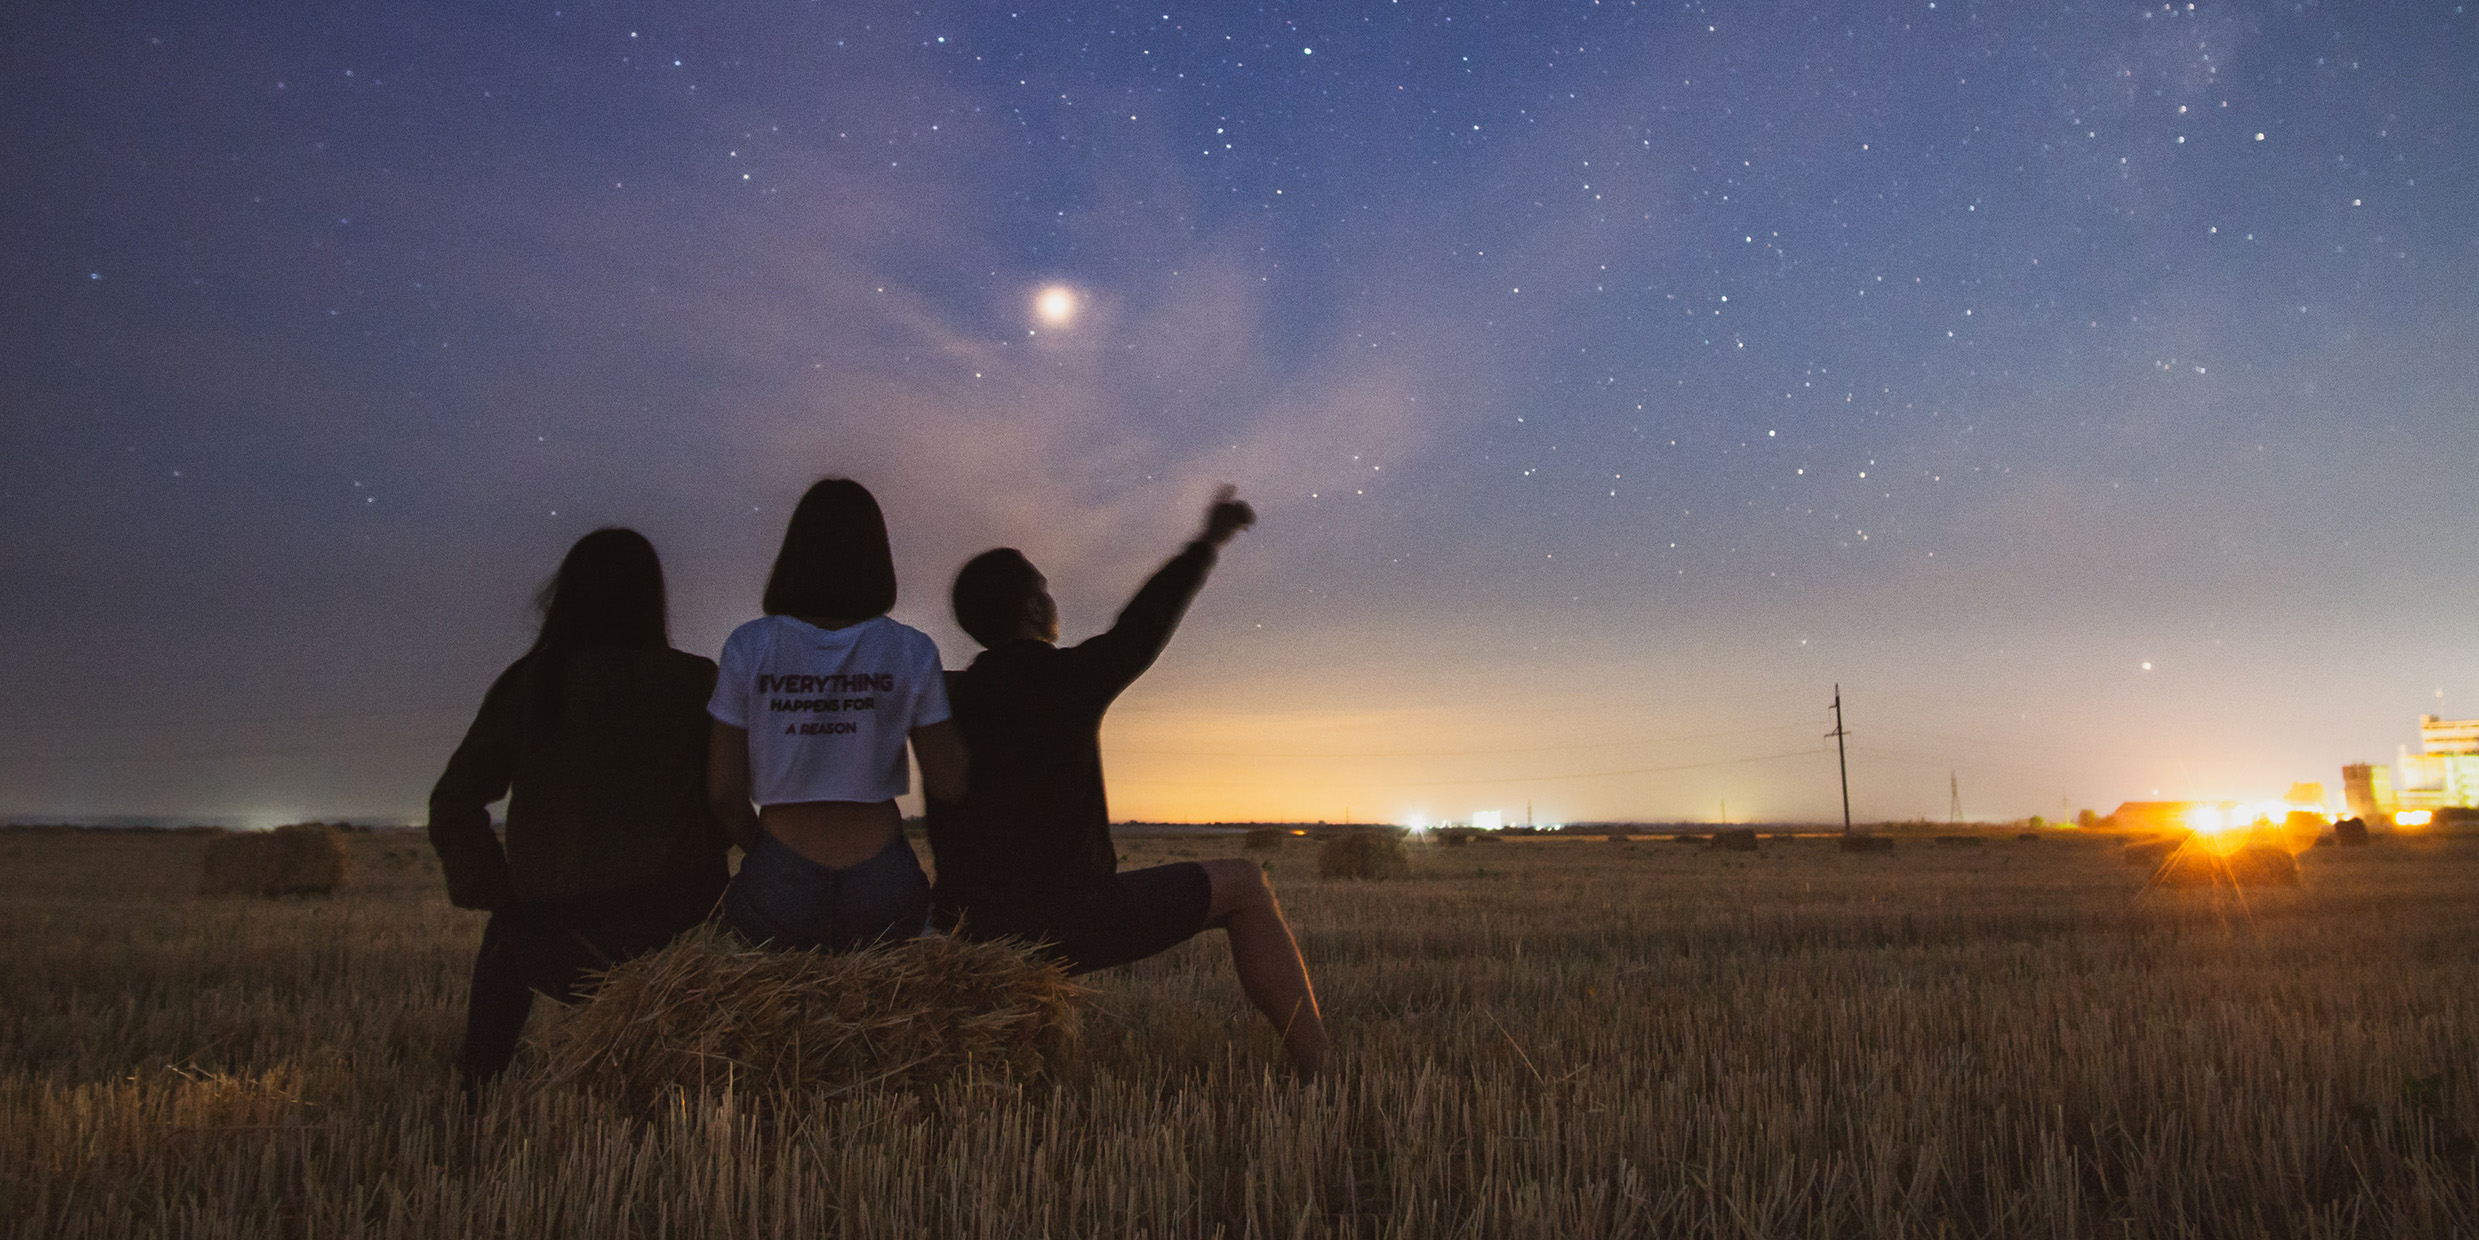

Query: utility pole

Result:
[1828,685,1853,836]
[1950,772,1963,825]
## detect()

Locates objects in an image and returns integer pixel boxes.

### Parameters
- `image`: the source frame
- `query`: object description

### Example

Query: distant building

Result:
[2341,763,2395,818]
[2354,714,2479,814]
[2421,714,2479,754]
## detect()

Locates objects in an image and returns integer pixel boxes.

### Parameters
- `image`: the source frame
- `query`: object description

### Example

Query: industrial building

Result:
[2344,714,2479,816]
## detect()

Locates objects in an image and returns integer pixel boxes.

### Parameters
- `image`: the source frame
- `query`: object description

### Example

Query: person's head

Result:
[952,547,1057,648]
[763,477,898,621]
[533,527,670,653]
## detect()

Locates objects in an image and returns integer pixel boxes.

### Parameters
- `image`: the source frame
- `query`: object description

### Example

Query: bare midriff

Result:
[760,799,901,869]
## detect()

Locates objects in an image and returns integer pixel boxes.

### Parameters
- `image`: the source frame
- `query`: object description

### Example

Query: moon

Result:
[1034,285,1079,328]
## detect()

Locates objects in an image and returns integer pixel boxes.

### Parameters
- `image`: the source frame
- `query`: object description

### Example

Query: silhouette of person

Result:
[706,478,967,951]
[429,528,725,1088]
[931,487,1330,1073]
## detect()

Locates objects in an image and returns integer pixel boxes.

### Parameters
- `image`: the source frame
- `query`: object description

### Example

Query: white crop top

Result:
[707,614,951,806]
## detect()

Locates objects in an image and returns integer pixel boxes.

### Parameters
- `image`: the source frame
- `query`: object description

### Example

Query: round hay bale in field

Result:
[2122,837,2181,867]
[1709,828,1760,853]
[2333,817,2372,847]
[1242,827,1288,852]
[1317,828,1410,879]
[537,927,1086,1112]
[198,823,351,897]
[2151,842,2300,888]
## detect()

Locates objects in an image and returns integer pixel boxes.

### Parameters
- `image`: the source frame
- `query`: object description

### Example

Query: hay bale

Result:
[2333,817,2371,847]
[1839,833,1895,854]
[1242,827,1288,852]
[2151,841,2300,888]
[537,927,1086,1112]
[2123,837,2180,867]
[1710,828,1759,853]
[198,823,350,897]
[1317,828,1410,879]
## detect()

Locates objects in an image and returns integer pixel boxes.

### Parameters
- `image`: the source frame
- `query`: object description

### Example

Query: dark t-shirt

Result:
[928,541,1216,914]
[428,645,723,914]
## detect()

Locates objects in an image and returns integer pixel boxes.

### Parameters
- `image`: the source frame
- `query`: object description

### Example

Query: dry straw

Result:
[1709,828,1760,853]
[535,927,1086,1113]
[1317,828,1409,879]
[1242,827,1288,852]
[197,824,351,897]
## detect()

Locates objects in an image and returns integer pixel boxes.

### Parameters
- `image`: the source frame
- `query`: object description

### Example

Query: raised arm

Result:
[1073,487,1254,696]
[426,671,522,912]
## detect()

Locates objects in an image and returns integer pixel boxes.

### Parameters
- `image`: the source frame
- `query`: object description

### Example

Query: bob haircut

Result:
[951,547,1041,648]
[763,478,898,620]
[534,527,670,653]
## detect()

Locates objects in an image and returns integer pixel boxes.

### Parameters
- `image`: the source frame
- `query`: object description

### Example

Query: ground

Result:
[2,827,2473,1237]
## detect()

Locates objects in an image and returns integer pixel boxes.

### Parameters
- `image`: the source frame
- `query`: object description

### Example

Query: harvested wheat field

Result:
[3,826,2474,1237]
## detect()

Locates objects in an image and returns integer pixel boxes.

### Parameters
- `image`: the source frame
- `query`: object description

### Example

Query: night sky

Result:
[6,1,2475,827]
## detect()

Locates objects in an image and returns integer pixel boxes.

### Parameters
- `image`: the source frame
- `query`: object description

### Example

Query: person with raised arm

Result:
[931,487,1329,1074]
[707,478,966,951]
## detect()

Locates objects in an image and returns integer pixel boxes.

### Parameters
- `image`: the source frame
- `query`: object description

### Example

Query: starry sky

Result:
[5,1,2475,827]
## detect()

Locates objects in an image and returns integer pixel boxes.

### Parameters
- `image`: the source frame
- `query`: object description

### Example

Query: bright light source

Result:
[2396,809,2434,828]
[2183,804,2228,836]
[1473,810,1502,831]
[1404,813,1428,832]
[1034,285,1079,327]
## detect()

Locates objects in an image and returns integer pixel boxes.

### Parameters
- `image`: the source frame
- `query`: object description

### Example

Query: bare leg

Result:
[1199,858,1330,1074]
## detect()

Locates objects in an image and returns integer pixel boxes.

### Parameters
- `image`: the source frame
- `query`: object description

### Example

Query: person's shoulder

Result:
[724,614,789,642]
[718,615,788,658]
[871,616,945,654]
[481,651,543,697]
[959,639,1056,683]
[654,645,719,679]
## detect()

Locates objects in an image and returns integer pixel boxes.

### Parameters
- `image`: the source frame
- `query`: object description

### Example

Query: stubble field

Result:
[2,827,2473,1238]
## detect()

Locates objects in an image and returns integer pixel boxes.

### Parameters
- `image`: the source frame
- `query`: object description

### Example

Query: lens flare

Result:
[2182,804,2228,836]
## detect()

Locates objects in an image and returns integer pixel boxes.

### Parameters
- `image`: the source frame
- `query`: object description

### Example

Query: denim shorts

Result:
[722,829,930,952]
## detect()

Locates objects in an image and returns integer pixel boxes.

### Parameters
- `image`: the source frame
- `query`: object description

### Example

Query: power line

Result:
[1111,746,1826,791]
[0,705,476,739]
[0,732,466,766]
[1105,718,1818,761]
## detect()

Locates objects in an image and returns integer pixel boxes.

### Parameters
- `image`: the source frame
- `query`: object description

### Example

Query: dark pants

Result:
[458,882,717,1087]
[936,861,1213,974]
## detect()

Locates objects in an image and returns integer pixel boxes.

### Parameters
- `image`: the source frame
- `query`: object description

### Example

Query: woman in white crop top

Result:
[708,478,967,950]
